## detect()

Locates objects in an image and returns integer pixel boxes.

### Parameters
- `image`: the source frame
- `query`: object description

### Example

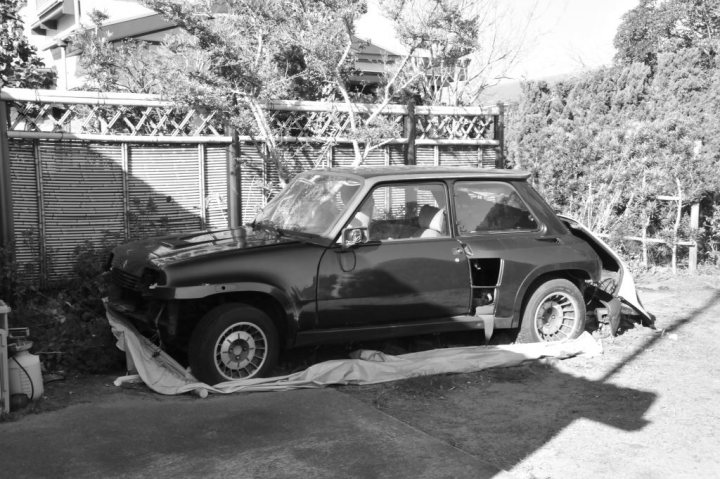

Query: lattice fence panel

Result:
[267,109,405,141]
[8,101,225,137]
[416,114,494,140]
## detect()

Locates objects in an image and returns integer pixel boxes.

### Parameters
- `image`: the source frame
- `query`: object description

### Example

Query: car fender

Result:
[152,281,300,333]
[510,261,596,327]
[558,215,654,325]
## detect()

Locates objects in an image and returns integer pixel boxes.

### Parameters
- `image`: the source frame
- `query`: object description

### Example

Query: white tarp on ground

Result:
[107,309,603,397]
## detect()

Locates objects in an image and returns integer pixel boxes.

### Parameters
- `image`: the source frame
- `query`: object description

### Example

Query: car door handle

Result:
[452,244,473,256]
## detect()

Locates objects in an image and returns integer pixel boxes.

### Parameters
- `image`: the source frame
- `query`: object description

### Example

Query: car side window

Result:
[355,183,449,241]
[454,181,538,235]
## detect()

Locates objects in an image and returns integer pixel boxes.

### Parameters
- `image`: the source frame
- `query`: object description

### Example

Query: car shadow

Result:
[284,290,720,476]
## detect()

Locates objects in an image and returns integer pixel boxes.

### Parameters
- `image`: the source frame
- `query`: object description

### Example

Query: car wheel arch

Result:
[513,268,592,328]
[189,288,297,347]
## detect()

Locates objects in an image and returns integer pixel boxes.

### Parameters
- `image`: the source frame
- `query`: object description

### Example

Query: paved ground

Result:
[6,273,716,478]
[343,273,720,478]
[0,387,510,479]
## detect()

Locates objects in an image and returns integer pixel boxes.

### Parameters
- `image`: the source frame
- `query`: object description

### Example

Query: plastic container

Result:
[8,342,43,401]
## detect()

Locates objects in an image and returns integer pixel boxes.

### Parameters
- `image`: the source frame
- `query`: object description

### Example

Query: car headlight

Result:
[141,268,167,288]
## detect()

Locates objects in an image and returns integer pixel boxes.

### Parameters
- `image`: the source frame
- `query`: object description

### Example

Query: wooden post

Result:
[33,140,47,283]
[227,126,242,228]
[689,202,699,274]
[494,102,505,169]
[404,98,416,165]
[642,217,649,268]
[671,179,682,275]
[0,99,14,248]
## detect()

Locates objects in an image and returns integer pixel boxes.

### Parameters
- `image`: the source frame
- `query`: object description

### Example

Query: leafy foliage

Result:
[700,201,720,264]
[69,10,169,93]
[127,197,170,240]
[0,0,55,88]
[139,0,365,119]
[1,238,125,374]
[614,0,720,67]
[0,200,171,375]
[380,0,531,105]
[507,39,720,265]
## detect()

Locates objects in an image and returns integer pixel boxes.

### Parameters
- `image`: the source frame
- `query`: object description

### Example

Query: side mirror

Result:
[342,227,368,248]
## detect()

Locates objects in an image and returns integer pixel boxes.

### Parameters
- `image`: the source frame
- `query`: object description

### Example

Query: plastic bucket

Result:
[9,348,44,401]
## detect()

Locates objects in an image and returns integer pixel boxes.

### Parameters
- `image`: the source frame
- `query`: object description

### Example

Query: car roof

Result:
[315,166,531,181]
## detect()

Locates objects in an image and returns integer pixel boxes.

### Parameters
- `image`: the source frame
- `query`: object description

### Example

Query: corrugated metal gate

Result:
[0,89,504,281]
[6,140,229,278]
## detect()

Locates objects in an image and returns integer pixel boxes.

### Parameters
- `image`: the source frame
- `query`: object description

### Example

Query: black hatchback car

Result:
[106,167,650,385]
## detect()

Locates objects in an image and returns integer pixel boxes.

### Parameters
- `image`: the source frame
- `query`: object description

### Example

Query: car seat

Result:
[416,205,446,238]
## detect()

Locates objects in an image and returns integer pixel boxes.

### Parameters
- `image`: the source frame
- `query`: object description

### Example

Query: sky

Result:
[355,0,640,83]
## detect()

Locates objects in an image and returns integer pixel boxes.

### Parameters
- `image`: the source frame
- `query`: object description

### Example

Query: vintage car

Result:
[106,167,652,385]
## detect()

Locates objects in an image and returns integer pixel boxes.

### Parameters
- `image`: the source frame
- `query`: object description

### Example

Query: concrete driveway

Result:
[0,388,510,478]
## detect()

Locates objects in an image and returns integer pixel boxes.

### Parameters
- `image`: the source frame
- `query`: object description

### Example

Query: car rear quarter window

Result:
[453,181,539,235]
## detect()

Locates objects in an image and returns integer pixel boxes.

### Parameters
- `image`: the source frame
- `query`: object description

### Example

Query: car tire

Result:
[189,303,279,385]
[517,279,586,343]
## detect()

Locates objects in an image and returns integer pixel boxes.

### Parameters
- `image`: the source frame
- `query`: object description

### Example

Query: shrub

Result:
[1,234,126,375]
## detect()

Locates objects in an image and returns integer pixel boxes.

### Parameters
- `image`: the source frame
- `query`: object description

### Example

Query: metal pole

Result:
[0,99,14,248]
[198,144,207,229]
[121,143,130,240]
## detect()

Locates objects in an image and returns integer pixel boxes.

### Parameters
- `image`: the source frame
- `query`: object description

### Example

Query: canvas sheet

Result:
[106,308,603,397]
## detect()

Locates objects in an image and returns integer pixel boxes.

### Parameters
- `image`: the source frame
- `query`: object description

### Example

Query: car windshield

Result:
[253,172,363,238]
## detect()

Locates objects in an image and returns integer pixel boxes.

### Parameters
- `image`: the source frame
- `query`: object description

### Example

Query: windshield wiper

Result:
[254,221,329,246]
[253,221,283,237]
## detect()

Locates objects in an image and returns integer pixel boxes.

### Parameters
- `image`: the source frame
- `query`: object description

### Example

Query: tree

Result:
[70,10,168,93]
[507,46,720,265]
[379,0,535,105]
[145,0,372,173]
[0,0,55,88]
[614,0,720,66]
[71,0,528,172]
[141,0,363,101]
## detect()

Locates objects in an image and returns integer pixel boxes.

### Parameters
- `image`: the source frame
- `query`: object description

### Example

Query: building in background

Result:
[21,0,405,92]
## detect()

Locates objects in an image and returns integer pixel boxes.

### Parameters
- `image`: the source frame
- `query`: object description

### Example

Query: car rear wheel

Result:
[189,303,279,385]
[517,279,586,343]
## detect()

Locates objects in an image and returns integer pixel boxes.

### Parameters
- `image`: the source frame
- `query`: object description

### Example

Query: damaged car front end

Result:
[560,215,654,336]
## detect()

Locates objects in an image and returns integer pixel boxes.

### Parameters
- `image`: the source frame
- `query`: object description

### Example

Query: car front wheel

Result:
[517,279,586,343]
[189,303,279,385]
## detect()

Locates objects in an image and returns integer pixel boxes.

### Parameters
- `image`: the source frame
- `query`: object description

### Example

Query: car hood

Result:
[111,226,299,276]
